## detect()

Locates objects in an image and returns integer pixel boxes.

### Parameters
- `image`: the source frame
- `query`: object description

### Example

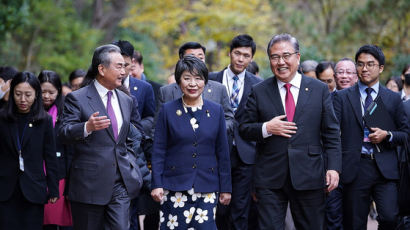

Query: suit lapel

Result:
[202,84,213,101]
[87,84,115,141]
[269,77,286,115]
[237,73,252,114]
[21,118,34,149]
[347,84,364,128]
[9,123,20,155]
[293,76,312,122]
[116,89,129,142]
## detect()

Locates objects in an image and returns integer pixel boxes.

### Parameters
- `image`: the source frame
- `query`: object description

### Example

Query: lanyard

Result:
[16,122,28,171]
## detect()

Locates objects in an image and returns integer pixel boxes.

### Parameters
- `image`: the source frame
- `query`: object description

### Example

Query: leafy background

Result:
[1,0,409,84]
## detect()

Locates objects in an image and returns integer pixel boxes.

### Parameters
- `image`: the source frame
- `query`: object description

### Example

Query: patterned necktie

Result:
[363,87,374,152]
[231,75,240,113]
[284,83,295,122]
[107,91,118,140]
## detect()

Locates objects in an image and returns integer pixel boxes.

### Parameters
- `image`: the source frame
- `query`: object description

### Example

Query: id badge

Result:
[19,151,24,171]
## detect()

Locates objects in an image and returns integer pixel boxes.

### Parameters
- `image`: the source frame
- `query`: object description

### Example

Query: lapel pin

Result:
[305,88,309,91]
[176,110,182,116]
[133,86,138,91]
[208,89,212,93]
[29,123,33,128]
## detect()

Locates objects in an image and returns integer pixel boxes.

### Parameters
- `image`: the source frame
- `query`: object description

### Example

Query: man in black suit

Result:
[209,34,262,230]
[239,33,341,230]
[333,45,409,230]
[59,44,142,230]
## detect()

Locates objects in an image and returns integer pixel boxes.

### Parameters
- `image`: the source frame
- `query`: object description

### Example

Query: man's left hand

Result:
[326,170,339,192]
[369,127,388,144]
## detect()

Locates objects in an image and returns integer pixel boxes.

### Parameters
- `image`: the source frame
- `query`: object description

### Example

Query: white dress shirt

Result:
[262,72,302,138]
[222,66,246,104]
[84,80,123,137]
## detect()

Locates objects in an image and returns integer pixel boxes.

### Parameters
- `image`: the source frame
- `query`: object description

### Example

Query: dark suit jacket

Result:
[209,70,262,164]
[158,80,234,134]
[59,82,142,205]
[147,79,162,108]
[151,99,231,193]
[333,84,409,184]
[239,75,341,190]
[129,77,155,134]
[0,115,59,204]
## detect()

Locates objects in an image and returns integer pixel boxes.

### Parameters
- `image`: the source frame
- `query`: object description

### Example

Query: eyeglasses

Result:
[320,79,334,84]
[336,70,357,75]
[356,62,379,69]
[269,52,298,63]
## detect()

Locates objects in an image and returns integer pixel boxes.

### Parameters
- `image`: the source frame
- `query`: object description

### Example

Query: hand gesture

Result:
[85,112,110,133]
[266,115,297,138]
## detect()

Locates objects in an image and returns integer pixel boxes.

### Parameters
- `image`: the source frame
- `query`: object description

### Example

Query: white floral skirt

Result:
[159,188,218,230]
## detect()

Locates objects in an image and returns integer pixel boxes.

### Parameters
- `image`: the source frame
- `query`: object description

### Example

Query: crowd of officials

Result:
[0,33,409,230]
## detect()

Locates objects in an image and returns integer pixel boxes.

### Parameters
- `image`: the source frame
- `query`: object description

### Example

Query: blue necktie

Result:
[231,75,240,113]
[363,87,374,153]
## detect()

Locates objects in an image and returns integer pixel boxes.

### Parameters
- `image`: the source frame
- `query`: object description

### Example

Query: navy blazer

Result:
[209,70,262,164]
[0,115,59,204]
[151,98,231,193]
[129,77,155,119]
[239,75,341,190]
[333,84,409,184]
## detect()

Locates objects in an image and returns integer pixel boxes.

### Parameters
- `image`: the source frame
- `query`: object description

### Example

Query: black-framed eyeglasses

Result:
[356,62,379,69]
[269,52,298,62]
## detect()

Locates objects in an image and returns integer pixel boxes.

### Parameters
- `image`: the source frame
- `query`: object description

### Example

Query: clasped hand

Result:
[266,114,297,138]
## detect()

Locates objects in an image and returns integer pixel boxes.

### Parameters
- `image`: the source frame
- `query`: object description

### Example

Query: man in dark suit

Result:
[59,44,142,230]
[239,33,341,230]
[159,41,234,133]
[209,34,262,230]
[333,45,409,230]
[113,41,156,137]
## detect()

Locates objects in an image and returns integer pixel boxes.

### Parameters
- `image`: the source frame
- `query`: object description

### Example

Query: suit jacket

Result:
[158,80,234,134]
[147,79,162,108]
[333,84,409,184]
[239,75,341,190]
[129,77,155,136]
[59,83,142,205]
[209,69,262,164]
[0,115,59,204]
[151,99,231,193]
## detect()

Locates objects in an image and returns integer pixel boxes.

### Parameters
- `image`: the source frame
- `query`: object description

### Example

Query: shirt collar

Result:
[94,80,115,99]
[123,75,130,89]
[358,80,379,96]
[277,72,302,89]
[227,65,246,80]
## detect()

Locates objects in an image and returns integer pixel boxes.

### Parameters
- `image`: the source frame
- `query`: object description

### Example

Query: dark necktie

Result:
[363,87,374,152]
[285,83,295,122]
[230,75,240,113]
[107,91,118,140]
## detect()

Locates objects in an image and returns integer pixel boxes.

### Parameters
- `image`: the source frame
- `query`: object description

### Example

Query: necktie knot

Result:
[233,75,239,81]
[107,91,113,100]
[365,87,373,96]
[285,83,292,91]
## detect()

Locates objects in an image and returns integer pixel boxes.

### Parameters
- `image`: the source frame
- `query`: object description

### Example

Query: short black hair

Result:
[132,51,143,64]
[0,66,18,81]
[355,45,385,66]
[38,70,64,117]
[246,61,259,75]
[402,64,410,76]
[174,56,208,85]
[1,71,47,122]
[112,40,134,58]
[230,34,256,57]
[316,61,335,79]
[385,76,403,91]
[69,69,86,84]
[178,42,206,59]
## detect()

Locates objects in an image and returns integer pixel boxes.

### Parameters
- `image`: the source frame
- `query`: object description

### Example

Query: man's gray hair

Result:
[266,33,299,56]
[300,60,318,73]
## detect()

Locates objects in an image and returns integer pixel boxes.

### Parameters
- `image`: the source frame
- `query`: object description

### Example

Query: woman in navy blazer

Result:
[151,56,231,229]
[0,72,59,230]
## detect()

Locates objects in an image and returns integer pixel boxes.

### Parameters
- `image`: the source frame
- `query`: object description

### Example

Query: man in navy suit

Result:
[333,45,409,230]
[112,40,156,137]
[239,33,341,230]
[209,34,262,230]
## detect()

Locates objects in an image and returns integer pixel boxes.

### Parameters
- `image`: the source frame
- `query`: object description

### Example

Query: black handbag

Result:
[398,140,410,216]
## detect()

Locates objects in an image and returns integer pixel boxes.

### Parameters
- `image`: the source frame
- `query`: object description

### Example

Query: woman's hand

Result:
[48,197,58,204]
[219,192,231,205]
[151,188,164,202]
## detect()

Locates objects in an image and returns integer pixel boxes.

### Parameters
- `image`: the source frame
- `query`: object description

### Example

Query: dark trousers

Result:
[256,173,326,230]
[326,184,343,230]
[0,183,44,230]
[343,157,398,230]
[71,182,130,230]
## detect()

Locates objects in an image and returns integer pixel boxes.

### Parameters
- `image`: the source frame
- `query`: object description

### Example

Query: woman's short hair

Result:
[1,71,47,122]
[385,76,403,91]
[174,56,208,85]
[38,70,64,115]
